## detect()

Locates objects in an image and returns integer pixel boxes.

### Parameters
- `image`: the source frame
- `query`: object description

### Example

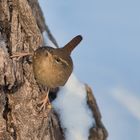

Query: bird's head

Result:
[33,35,82,86]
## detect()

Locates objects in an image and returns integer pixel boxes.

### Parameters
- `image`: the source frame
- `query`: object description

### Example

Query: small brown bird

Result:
[11,35,83,110]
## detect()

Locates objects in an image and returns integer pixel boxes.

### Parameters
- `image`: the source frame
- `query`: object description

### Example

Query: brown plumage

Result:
[11,35,83,110]
[33,35,82,88]
[32,35,82,110]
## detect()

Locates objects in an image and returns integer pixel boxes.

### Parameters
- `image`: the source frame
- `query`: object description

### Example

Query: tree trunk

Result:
[0,0,108,140]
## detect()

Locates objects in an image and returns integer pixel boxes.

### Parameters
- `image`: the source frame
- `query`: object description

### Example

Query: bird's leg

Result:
[10,52,33,60]
[38,88,52,111]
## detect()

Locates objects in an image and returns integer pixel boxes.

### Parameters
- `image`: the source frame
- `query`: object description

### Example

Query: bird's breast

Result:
[33,56,72,88]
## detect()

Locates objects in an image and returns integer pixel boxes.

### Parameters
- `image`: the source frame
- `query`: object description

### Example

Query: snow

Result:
[52,73,94,140]
[0,36,8,68]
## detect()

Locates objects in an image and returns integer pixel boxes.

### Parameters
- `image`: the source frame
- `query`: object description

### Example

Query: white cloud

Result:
[111,87,140,121]
[52,73,94,140]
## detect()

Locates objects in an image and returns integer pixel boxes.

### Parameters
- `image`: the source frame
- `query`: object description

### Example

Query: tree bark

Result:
[0,0,108,140]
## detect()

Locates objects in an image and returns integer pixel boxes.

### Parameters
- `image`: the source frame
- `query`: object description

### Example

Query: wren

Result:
[11,35,83,110]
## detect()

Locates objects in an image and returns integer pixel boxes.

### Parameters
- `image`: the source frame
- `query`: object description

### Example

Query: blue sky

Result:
[39,0,140,140]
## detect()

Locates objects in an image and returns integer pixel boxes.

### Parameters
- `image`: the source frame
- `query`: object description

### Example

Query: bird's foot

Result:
[10,52,32,60]
[37,97,52,111]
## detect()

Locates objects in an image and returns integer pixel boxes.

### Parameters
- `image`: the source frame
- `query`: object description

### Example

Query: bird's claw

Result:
[37,99,52,111]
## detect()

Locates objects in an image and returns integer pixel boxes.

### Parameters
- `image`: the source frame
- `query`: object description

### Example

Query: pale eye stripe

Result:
[59,58,69,66]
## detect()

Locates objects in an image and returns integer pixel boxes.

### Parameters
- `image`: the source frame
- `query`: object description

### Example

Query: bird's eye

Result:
[55,57,61,64]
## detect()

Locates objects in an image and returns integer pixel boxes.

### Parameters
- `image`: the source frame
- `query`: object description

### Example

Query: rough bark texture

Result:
[86,85,108,140]
[0,0,108,140]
